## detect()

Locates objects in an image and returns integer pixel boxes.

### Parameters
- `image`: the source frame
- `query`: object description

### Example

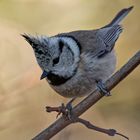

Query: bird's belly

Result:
[51,50,116,98]
[51,75,97,98]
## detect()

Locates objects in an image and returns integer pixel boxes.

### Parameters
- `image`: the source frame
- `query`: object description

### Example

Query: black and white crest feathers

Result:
[22,34,38,47]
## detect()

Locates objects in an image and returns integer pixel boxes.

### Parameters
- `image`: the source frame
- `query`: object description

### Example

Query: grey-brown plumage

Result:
[22,6,133,98]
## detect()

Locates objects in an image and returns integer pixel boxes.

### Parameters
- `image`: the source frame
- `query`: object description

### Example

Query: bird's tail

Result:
[104,6,133,28]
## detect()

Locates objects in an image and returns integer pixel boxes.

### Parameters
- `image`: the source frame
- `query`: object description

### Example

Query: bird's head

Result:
[22,34,80,85]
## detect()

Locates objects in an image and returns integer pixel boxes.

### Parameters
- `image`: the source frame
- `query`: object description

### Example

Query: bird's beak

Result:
[40,70,48,80]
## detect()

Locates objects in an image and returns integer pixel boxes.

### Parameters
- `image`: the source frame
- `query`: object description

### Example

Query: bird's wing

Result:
[96,25,123,57]
[57,24,123,58]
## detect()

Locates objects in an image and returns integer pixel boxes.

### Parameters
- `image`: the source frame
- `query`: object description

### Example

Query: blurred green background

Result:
[0,0,139,140]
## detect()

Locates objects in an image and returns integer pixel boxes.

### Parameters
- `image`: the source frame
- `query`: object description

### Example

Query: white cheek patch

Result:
[59,37,80,63]
[49,36,80,64]
[59,37,80,64]
[48,36,80,77]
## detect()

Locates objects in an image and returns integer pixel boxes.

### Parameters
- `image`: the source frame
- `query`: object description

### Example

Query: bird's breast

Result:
[49,50,116,98]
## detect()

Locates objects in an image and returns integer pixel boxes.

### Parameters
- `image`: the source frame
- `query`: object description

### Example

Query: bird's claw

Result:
[56,103,66,118]
[56,97,76,120]
[96,80,111,96]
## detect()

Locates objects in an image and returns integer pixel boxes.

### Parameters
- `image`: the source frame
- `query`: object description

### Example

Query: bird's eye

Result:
[53,57,60,65]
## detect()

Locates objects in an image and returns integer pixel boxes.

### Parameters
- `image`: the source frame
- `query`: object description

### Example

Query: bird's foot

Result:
[46,97,76,120]
[96,80,111,96]
[65,97,76,120]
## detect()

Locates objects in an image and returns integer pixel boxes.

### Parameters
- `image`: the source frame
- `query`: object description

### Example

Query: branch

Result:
[46,105,129,139]
[32,51,140,140]
[75,118,129,140]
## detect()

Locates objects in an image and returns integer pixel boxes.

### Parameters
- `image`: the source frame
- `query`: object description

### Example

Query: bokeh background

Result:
[0,0,139,140]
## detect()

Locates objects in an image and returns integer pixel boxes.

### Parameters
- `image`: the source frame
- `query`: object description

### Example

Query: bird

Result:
[22,6,133,100]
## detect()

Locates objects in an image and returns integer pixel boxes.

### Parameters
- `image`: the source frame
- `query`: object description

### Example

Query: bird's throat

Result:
[47,72,72,86]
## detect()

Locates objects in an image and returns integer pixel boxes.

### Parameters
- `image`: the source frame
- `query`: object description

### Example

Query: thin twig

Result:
[46,105,129,140]
[75,118,129,140]
[32,51,140,140]
[46,106,129,139]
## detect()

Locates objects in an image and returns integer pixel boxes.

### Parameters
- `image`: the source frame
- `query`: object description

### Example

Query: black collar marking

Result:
[47,72,74,86]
